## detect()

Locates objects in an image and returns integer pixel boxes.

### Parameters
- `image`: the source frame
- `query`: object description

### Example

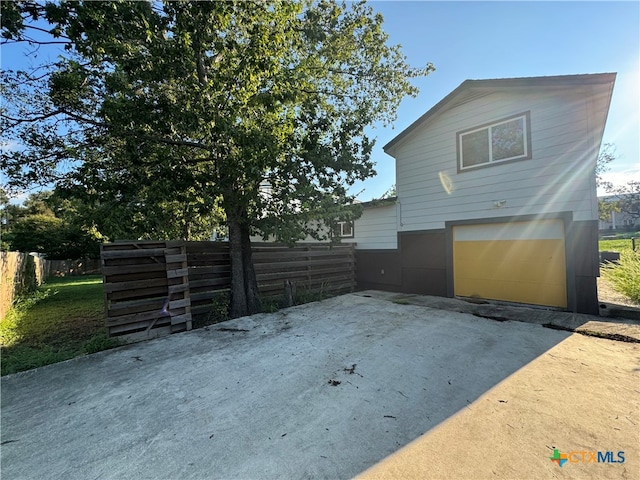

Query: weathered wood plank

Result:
[166,268,189,279]
[165,254,187,264]
[106,310,170,327]
[101,248,167,259]
[110,323,172,338]
[102,263,167,276]
[168,298,190,310]
[253,258,354,271]
[170,313,192,325]
[189,277,232,289]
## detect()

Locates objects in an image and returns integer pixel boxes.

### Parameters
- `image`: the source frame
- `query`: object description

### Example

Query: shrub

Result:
[601,251,640,304]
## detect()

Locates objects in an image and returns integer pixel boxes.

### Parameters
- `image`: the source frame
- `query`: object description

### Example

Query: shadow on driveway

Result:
[2,293,636,479]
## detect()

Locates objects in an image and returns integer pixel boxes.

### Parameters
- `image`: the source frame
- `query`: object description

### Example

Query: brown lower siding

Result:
[356,220,600,315]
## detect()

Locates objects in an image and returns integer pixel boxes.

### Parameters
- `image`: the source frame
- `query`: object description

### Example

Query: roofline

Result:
[383,73,617,155]
[360,196,397,208]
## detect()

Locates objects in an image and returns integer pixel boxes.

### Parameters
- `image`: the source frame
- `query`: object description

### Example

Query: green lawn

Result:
[599,238,636,254]
[0,275,120,376]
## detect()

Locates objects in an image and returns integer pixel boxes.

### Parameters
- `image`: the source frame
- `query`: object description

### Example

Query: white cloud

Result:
[1,139,22,152]
[598,167,640,197]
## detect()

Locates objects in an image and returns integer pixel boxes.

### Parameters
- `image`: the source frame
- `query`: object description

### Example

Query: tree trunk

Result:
[228,213,262,318]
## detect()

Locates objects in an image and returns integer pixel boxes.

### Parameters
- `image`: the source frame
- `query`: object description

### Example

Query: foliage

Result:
[596,143,620,221]
[596,143,639,224]
[380,184,397,199]
[1,1,432,316]
[609,181,640,222]
[0,275,120,375]
[2,191,104,258]
[601,251,640,304]
[193,291,231,329]
[595,143,616,190]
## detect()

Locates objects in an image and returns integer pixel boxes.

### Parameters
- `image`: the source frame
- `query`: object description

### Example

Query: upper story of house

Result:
[383,73,616,232]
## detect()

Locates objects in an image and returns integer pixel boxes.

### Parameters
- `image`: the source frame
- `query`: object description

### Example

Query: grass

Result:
[599,238,636,254]
[1,276,341,374]
[0,275,121,376]
[601,251,640,304]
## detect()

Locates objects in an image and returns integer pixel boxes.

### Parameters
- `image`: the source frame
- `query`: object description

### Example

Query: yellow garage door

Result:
[453,220,566,308]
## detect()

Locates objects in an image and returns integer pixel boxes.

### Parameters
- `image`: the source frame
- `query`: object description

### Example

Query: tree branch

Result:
[3,109,213,152]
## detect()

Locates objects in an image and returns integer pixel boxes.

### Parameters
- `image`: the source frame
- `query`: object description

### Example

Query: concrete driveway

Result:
[1,292,638,479]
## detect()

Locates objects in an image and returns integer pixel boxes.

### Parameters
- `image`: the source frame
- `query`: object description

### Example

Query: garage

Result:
[452,219,567,308]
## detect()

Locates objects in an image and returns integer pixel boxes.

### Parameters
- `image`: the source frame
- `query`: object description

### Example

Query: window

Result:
[338,221,354,238]
[457,112,531,171]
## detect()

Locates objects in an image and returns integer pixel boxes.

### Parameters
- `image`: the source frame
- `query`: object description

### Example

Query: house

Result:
[598,194,639,232]
[354,73,616,314]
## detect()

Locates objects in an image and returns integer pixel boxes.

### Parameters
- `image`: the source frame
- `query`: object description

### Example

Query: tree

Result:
[609,181,640,226]
[380,184,397,199]
[1,1,433,317]
[595,143,639,226]
[596,143,619,222]
[1,191,104,258]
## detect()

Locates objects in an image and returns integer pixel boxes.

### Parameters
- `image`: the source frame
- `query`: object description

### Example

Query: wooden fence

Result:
[101,241,356,339]
[101,241,192,341]
[187,242,356,317]
[1,252,50,321]
[49,258,101,277]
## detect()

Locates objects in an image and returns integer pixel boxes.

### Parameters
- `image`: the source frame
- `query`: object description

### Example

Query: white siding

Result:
[344,203,398,249]
[393,87,608,231]
[250,205,398,249]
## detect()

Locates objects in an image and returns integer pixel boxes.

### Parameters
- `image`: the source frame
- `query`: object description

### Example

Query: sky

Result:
[352,1,640,200]
[2,1,639,203]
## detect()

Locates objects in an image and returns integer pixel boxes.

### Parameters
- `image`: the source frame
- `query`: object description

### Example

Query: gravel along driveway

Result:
[2,293,638,479]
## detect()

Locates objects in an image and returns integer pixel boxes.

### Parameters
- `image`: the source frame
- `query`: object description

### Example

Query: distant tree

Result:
[596,143,621,222]
[595,143,639,226]
[380,184,397,199]
[1,191,103,258]
[7,213,103,259]
[610,181,640,225]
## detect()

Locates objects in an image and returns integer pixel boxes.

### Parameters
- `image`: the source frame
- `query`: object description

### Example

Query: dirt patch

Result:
[598,276,640,307]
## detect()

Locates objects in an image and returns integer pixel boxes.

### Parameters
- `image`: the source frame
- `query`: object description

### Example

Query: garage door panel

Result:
[454,240,563,279]
[453,221,566,308]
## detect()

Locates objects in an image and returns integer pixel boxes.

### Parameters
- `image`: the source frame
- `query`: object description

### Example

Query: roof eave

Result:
[383,73,617,157]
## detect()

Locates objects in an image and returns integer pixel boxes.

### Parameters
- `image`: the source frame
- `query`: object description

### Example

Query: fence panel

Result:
[101,241,355,338]
[1,252,49,321]
[101,241,192,340]
[187,242,356,318]
[48,258,101,277]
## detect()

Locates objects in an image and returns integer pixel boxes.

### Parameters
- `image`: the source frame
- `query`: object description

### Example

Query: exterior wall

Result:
[251,203,399,248]
[566,220,600,314]
[355,249,402,292]
[356,218,600,314]
[399,230,447,296]
[355,231,446,296]
[356,79,612,315]
[343,203,399,250]
[393,87,608,231]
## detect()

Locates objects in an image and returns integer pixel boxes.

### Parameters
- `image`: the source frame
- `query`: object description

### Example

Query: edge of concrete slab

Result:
[354,290,640,343]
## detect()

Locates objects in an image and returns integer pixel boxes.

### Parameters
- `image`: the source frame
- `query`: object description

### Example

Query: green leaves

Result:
[2,0,433,244]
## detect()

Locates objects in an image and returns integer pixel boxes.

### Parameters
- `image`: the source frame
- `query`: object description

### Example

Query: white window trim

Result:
[457,111,531,172]
[338,221,354,238]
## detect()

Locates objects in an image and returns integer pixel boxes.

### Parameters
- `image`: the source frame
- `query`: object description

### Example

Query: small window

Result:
[338,221,354,238]
[457,112,531,171]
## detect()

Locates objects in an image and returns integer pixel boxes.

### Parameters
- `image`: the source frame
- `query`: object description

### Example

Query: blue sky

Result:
[2,1,638,203]
[353,1,640,200]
